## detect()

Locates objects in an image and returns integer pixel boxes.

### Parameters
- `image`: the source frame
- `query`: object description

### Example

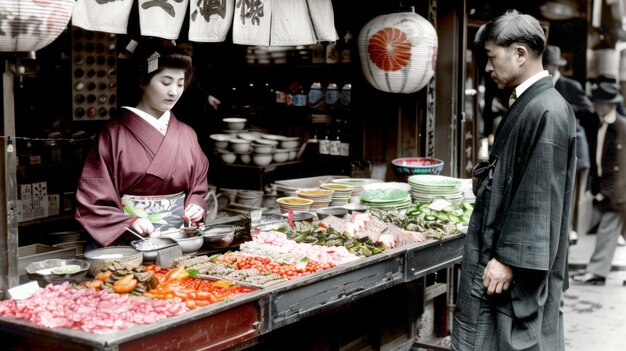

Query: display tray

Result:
[273,175,349,195]
[404,233,465,282]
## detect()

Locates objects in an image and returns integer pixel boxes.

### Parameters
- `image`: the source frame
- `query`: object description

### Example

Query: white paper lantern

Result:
[0,0,75,52]
[358,11,438,94]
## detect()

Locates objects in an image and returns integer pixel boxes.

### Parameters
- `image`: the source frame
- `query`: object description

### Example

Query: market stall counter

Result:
[0,233,464,350]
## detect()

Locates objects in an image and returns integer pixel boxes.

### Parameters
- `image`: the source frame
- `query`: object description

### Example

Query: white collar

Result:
[514,70,550,101]
[123,106,170,135]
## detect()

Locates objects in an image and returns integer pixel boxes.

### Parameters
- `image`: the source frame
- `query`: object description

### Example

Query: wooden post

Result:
[2,60,20,293]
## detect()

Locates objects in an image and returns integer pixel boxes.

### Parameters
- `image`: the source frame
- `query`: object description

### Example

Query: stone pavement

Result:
[565,231,626,351]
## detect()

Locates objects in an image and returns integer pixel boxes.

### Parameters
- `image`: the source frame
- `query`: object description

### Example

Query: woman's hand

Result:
[183,204,204,225]
[130,218,155,236]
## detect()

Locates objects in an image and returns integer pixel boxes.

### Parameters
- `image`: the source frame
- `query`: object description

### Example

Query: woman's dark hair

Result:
[474,9,546,57]
[133,39,194,89]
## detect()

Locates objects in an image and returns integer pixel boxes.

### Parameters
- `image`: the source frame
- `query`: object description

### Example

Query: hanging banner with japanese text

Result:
[72,0,133,34]
[188,0,234,42]
[139,0,190,40]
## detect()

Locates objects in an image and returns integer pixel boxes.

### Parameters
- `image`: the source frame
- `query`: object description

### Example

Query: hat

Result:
[596,73,618,85]
[590,80,623,104]
[543,45,567,66]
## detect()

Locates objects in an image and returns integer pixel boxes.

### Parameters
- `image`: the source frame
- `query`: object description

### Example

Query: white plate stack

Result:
[330,178,382,203]
[296,188,334,209]
[276,197,314,213]
[320,183,353,206]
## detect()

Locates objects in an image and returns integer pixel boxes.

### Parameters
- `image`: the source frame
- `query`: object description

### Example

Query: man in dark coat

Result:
[571,79,626,285]
[543,44,593,244]
[452,10,577,351]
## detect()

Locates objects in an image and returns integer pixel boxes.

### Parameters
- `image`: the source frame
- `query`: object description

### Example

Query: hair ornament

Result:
[147,51,160,73]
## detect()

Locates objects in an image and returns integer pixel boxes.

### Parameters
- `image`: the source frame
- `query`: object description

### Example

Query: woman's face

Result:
[142,67,186,115]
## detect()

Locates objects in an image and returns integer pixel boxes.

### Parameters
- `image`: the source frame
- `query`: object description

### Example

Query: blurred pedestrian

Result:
[452,10,576,351]
[543,44,593,245]
[571,78,626,285]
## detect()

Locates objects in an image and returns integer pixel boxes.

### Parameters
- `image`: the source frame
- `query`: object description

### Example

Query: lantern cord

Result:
[0,135,95,144]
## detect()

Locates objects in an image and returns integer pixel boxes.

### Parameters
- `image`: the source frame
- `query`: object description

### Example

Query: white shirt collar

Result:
[514,70,550,100]
[123,106,170,135]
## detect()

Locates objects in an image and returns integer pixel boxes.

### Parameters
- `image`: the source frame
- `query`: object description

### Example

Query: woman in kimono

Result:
[452,10,576,350]
[75,40,209,248]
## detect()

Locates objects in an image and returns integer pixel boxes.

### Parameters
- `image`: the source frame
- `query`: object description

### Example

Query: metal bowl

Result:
[25,258,90,286]
[202,225,236,249]
[315,206,349,219]
[160,232,204,254]
[130,237,178,262]
[83,246,143,276]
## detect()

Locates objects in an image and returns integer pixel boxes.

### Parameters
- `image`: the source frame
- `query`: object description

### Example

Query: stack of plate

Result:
[48,231,82,244]
[296,188,334,209]
[359,187,412,211]
[407,175,464,204]
[330,178,382,202]
[276,197,314,213]
[320,183,354,206]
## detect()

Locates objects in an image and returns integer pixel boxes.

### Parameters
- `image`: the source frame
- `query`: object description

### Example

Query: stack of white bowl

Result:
[276,197,314,213]
[251,139,278,166]
[320,183,354,206]
[295,188,334,209]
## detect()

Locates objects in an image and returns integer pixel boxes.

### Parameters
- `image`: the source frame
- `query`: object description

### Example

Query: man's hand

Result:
[483,258,513,295]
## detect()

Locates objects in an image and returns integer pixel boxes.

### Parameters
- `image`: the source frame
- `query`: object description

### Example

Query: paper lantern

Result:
[0,0,74,52]
[358,11,438,94]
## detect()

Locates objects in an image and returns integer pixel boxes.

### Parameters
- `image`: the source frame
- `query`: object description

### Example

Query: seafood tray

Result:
[196,274,284,289]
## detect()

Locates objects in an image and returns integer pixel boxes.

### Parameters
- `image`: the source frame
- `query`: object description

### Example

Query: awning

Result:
[72,0,338,45]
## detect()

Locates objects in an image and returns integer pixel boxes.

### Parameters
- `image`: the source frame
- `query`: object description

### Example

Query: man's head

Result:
[590,75,622,117]
[543,45,567,76]
[474,9,546,89]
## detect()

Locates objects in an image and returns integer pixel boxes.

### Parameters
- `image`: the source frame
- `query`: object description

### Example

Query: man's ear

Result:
[515,45,528,64]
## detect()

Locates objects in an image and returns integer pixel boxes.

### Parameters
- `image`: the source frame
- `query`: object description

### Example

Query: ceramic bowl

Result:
[391,157,444,180]
[286,148,298,161]
[280,137,300,149]
[25,258,90,285]
[210,133,232,149]
[238,132,261,142]
[222,117,247,130]
[261,134,287,142]
[219,149,237,164]
[83,246,143,276]
[273,149,289,163]
[252,143,275,154]
[253,153,273,166]
[239,152,252,164]
[229,138,251,153]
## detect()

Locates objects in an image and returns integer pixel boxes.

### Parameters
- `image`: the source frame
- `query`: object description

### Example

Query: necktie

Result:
[509,90,517,107]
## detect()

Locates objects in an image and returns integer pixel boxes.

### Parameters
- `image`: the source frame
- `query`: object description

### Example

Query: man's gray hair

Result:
[474,9,546,57]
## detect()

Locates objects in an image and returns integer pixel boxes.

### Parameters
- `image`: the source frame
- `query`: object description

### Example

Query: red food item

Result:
[368,27,412,72]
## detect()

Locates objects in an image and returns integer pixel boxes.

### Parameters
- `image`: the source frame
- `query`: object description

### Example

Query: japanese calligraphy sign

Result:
[139,0,190,40]
[232,0,271,45]
[72,0,134,34]
[189,0,234,42]
[0,0,74,52]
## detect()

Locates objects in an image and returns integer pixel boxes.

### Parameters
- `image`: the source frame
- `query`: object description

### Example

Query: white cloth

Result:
[270,0,316,46]
[72,0,133,34]
[233,0,273,45]
[138,0,189,40]
[188,0,234,42]
[596,109,617,177]
[123,107,170,135]
[307,0,339,42]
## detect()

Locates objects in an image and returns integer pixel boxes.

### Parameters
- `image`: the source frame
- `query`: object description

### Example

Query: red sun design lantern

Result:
[359,11,438,94]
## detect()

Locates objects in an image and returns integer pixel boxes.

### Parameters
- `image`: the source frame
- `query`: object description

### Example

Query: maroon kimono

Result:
[75,109,209,247]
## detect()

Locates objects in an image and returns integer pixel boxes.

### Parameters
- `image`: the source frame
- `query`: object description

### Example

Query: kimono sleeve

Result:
[74,130,134,246]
